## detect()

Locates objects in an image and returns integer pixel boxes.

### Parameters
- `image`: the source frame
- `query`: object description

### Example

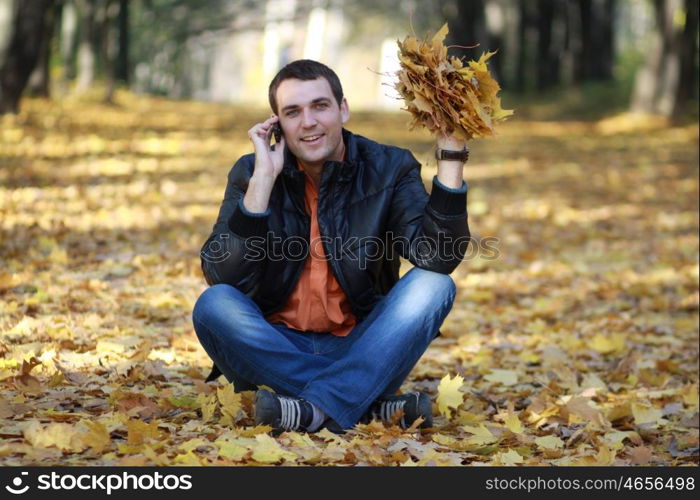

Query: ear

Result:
[340,97,350,124]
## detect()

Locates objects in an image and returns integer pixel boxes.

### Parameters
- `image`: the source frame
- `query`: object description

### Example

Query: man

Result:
[192,59,470,433]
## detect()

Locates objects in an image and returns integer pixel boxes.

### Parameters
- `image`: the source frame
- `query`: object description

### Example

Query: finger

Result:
[262,116,279,127]
[249,124,271,139]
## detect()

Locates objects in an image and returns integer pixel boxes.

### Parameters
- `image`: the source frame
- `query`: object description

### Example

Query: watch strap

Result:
[435,146,469,162]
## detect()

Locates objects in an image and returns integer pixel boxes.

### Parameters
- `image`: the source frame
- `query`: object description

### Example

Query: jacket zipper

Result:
[317,168,359,318]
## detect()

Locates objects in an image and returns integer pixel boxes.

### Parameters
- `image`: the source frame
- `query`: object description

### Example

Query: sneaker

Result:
[254,389,315,432]
[364,391,433,429]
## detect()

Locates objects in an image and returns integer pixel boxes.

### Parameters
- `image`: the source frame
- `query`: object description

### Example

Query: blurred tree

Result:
[130,0,242,96]
[573,0,616,83]
[515,0,534,91]
[101,0,120,103]
[440,0,488,59]
[631,0,697,117]
[58,0,78,91]
[514,0,616,92]
[115,0,129,84]
[483,0,506,83]
[26,1,61,97]
[536,0,566,89]
[75,0,96,92]
[675,0,698,115]
[0,0,55,114]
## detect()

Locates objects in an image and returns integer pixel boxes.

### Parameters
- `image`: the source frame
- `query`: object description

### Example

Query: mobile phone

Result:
[272,122,282,143]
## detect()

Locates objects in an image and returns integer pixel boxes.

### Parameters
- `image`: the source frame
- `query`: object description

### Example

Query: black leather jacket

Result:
[200,129,470,379]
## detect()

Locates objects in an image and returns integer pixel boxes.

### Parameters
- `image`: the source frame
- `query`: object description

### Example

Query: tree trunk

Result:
[441,0,487,59]
[59,0,79,91]
[27,1,59,97]
[101,0,119,103]
[484,0,505,84]
[593,0,615,80]
[574,0,616,82]
[0,0,18,70]
[115,0,129,84]
[574,0,591,82]
[515,0,532,91]
[673,0,699,116]
[537,0,556,89]
[75,0,96,92]
[630,0,684,116]
[0,0,54,114]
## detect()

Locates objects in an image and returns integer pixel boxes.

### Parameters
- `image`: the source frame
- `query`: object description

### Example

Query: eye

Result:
[315,102,328,109]
[286,109,299,117]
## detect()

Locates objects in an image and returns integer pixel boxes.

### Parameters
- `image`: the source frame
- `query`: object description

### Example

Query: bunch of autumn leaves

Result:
[395,23,513,141]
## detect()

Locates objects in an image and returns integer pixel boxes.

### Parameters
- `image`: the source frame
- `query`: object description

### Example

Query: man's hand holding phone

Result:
[243,115,286,214]
[247,115,286,180]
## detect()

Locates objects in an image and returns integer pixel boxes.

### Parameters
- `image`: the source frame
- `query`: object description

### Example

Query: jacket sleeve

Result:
[200,156,269,293]
[386,149,471,274]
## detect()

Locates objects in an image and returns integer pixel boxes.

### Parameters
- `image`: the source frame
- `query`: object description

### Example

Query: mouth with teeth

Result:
[299,133,324,145]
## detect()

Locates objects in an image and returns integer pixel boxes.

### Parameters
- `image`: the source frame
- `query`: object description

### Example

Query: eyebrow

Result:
[281,97,331,113]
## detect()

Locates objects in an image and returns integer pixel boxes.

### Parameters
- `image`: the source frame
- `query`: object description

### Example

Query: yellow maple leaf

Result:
[462,423,498,446]
[565,396,605,424]
[177,438,209,453]
[141,445,170,466]
[197,392,217,423]
[580,373,608,392]
[493,449,523,465]
[437,373,464,418]
[239,424,273,437]
[681,383,699,408]
[534,435,564,450]
[431,22,449,47]
[590,334,626,355]
[284,432,320,450]
[484,369,518,386]
[631,401,664,425]
[316,427,346,444]
[504,412,523,434]
[126,419,161,446]
[594,446,616,465]
[217,440,249,461]
[519,350,541,364]
[23,421,86,452]
[217,384,242,424]
[79,420,111,454]
[250,434,297,464]
[600,430,634,450]
[173,450,203,466]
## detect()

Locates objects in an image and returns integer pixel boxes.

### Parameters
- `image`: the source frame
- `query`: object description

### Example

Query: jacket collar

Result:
[281,128,357,182]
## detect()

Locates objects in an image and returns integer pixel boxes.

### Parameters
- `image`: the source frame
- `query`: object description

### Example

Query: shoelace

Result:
[278,396,302,430]
[372,400,406,427]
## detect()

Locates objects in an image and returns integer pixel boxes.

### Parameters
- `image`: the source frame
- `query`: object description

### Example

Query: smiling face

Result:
[275,77,349,168]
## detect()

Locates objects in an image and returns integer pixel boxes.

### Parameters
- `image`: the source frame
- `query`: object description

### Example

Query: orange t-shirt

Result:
[266,163,356,336]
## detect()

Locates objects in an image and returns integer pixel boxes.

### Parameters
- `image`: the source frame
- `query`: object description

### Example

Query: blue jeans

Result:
[191,267,456,429]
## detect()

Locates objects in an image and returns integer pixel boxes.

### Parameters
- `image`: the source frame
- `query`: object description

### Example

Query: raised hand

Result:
[247,115,286,180]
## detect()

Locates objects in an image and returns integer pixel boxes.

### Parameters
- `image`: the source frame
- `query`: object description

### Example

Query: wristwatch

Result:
[435,146,469,163]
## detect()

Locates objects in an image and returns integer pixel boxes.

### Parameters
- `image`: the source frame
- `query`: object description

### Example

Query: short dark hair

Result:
[268,59,344,115]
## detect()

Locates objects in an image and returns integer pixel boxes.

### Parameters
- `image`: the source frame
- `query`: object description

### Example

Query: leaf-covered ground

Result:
[0,94,697,466]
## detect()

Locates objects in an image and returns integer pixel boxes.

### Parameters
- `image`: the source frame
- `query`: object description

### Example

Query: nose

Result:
[301,108,317,128]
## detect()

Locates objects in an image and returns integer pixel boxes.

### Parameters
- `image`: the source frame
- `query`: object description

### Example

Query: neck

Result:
[298,140,345,187]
